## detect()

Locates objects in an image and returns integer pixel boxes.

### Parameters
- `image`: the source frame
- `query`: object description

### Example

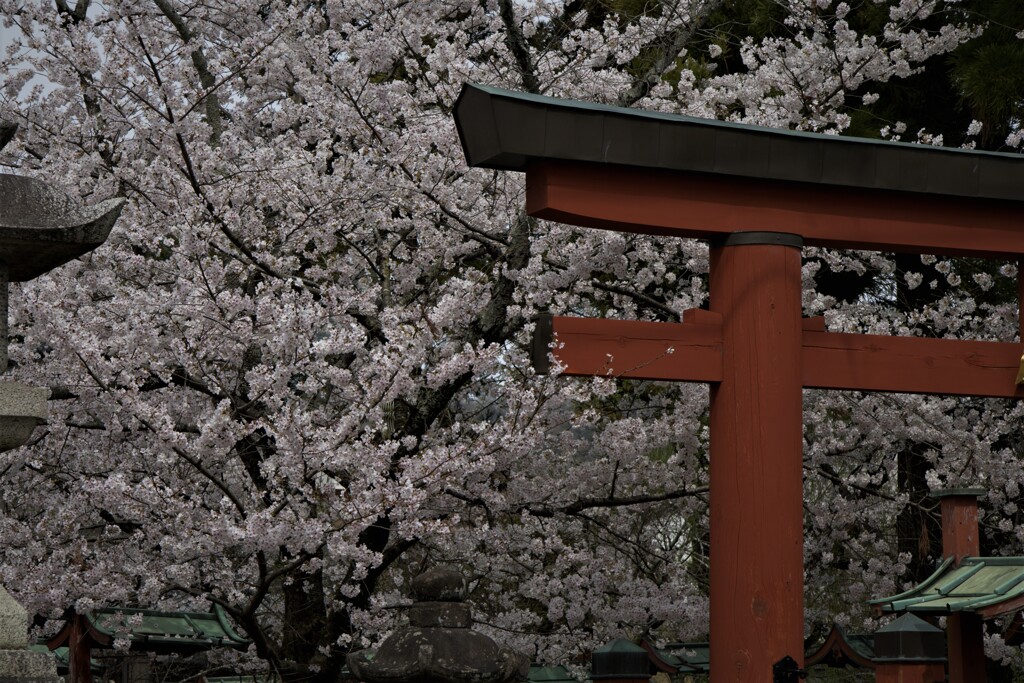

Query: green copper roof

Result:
[654,643,710,673]
[528,665,579,683]
[870,556,1024,617]
[593,639,646,654]
[88,605,249,649]
[49,605,250,654]
[928,488,987,499]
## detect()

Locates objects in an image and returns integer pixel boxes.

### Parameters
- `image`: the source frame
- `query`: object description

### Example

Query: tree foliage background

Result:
[1,0,1023,681]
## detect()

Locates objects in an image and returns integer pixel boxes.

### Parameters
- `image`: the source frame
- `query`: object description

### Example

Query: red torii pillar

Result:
[709,233,804,678]
[454,83,1024,683]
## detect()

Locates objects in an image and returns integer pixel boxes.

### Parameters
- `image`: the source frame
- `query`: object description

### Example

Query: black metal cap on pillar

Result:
[591,639,650,683]
[874,613,947,662]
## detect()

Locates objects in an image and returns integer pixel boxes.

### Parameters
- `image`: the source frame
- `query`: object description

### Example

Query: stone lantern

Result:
[0,123,124,451]
[347,567,529,683]
[0,122,124,683]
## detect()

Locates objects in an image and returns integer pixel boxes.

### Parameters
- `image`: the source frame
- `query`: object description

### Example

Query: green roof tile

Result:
[870,557,1024,617]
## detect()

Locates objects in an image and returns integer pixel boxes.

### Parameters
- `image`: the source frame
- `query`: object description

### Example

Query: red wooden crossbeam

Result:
[527,162,1024,258]
[536,312,1024,398]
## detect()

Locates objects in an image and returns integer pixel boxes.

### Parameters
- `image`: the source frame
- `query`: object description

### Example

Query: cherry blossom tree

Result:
[0,0,1019,681]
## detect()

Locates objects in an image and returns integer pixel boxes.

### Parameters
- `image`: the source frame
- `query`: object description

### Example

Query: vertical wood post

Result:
[68,613,93,683]
[874,662,946,683]
[1018,257,1023,343]
[708,232,804,682]
[932,489,986,683]
[946,613,985,683]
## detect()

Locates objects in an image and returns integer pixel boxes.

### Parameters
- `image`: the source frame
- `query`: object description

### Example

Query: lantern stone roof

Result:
[0,120,123,282]
[0,173,124,282]
[47,606,250,654]
[453,83,1024,204]
[869,556,1024,618]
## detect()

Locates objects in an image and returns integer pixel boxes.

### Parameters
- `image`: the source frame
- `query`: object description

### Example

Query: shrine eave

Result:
[47,606,250,653]
[868,556,1024,619]
[453,83,1024,204]
[803,625,877,669]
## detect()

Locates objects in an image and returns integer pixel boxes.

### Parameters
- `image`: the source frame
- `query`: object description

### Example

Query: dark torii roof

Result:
[455,83,1024,258]
[453,83,1024,204]
[47,606,250,654]
[869,556,1024,618]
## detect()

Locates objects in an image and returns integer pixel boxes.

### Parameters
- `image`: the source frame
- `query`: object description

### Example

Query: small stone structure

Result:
[0,121,124,452]
[0,586,61,683]
[347,567,528,683]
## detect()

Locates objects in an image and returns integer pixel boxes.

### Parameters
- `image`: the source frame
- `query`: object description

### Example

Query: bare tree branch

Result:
[153,0,226,143]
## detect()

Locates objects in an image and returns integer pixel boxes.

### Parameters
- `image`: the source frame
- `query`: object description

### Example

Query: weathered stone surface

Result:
[0,383,47,453]
[0,650,60,679]
[349,567,528,683]
[411,566,468,603]
[348,628,528,683]
[407,602,472,629]
[0,174,124,282]
[0,587,27,649]
[0,588,61,683]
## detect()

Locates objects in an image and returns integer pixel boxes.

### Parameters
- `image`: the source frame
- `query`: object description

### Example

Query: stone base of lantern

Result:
[0,382,46,452]
[0,587,61,683]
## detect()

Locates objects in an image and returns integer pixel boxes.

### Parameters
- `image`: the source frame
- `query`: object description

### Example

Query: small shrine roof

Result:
[454,83,1024,204]
[804,625,877,669]
[527,665,579,683]
[47,606,250,654]
[869,556,1024,618]
[641,641,710,674]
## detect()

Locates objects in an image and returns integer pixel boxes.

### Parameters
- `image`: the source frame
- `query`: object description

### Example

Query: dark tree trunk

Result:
[896,444,941,583]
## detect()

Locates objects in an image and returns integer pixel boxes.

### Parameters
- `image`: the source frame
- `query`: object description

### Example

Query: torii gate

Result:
[453,83,1024,682]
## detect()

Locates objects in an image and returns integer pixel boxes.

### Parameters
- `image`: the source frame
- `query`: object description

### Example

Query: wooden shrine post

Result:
[933,489,987,683]
[453,83,1024,683]
[67,613,93,683]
